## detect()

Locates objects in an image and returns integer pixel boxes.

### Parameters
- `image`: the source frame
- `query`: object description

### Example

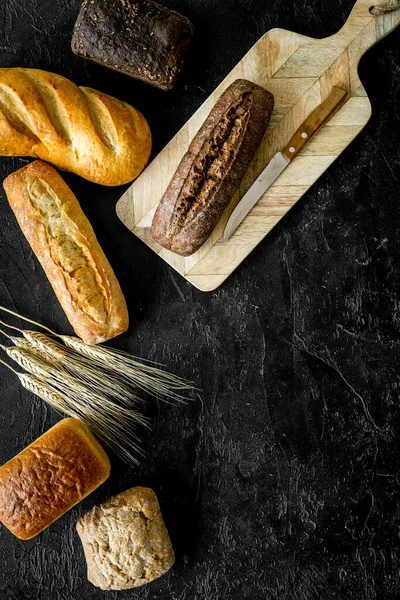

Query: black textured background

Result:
[0,1,400,599]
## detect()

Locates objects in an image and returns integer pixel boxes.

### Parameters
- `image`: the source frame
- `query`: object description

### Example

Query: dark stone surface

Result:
[0,0,399,598]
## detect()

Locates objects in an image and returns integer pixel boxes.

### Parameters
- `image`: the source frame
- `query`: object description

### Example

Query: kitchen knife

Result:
[223,86,348,243]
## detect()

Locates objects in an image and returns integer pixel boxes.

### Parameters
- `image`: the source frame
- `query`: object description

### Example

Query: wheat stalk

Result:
[0,358,143,463]
[0,344,149,428]
[21,373,143,463]
[0,305,194,402]
[61,335,194,401]
[20,331,144,406]
[0,324,186,406]
[0,304,195,463]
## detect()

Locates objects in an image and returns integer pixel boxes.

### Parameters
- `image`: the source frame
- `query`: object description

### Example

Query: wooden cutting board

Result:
[116,0,400,292]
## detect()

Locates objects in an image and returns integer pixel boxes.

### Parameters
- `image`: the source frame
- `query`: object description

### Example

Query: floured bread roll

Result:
[76,487,175,590]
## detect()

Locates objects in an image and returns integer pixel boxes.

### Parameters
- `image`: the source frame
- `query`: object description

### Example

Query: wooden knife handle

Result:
[282,87,348,161]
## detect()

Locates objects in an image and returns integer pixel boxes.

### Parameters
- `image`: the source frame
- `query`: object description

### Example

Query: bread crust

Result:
[0,68,152,185]
[3,160,129,344]
[0,418,110,540]
[151,79,274,256]
[76,487,175,590]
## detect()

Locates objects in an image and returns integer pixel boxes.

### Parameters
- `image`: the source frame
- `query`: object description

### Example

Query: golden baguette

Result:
[0,68,151,185]
[3,160,129,344]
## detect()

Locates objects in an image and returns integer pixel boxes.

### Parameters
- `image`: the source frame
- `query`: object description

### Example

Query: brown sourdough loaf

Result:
[0,68,151,185]
[3,161,129,344]
[151,79,274,256]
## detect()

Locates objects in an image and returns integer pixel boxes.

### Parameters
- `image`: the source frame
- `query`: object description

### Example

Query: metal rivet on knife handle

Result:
[282,86,348,162]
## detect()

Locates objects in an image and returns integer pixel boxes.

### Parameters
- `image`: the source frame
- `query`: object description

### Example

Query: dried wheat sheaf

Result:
[0,305,194,462]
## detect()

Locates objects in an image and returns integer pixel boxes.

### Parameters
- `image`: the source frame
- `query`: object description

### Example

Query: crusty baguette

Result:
[3,160,129,344]
[151,79,274,256]
[0,68,151,186]
[0,418,110,540]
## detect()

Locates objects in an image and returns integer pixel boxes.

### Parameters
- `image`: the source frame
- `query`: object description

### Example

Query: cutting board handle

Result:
[339,0,400,52]
[370,0,400,14]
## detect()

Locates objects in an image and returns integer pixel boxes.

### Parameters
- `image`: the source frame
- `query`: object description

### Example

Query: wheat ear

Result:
[61,336,194,401]
[0,357,142,463]
[0,345,149,428]
[0,305,194,402]
[0,304,195,462]
[21,373,143,463]
[20,331,143,406]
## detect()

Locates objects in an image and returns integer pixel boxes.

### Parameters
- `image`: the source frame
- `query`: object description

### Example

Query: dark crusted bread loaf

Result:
[72,0,193,91]
[151,79,274,256]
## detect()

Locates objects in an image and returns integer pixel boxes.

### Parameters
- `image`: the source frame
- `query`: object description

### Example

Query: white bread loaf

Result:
[0,68,151,186]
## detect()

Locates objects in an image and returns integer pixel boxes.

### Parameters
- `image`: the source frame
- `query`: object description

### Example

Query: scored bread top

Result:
[3,160,129,344]
[0,418,110,540]
[151,79,274,256]
[0,68,152,185]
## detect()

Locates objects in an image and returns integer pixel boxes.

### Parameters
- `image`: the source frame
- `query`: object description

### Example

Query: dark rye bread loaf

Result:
[72,0,193,91]
[151,79,274,256]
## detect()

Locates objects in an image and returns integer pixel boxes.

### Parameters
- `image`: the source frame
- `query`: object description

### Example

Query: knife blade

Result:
[223,86,347,243]
[223,152,290,243]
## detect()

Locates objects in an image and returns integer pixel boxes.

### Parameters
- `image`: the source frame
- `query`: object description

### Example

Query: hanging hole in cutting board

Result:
[370,1,400,14]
